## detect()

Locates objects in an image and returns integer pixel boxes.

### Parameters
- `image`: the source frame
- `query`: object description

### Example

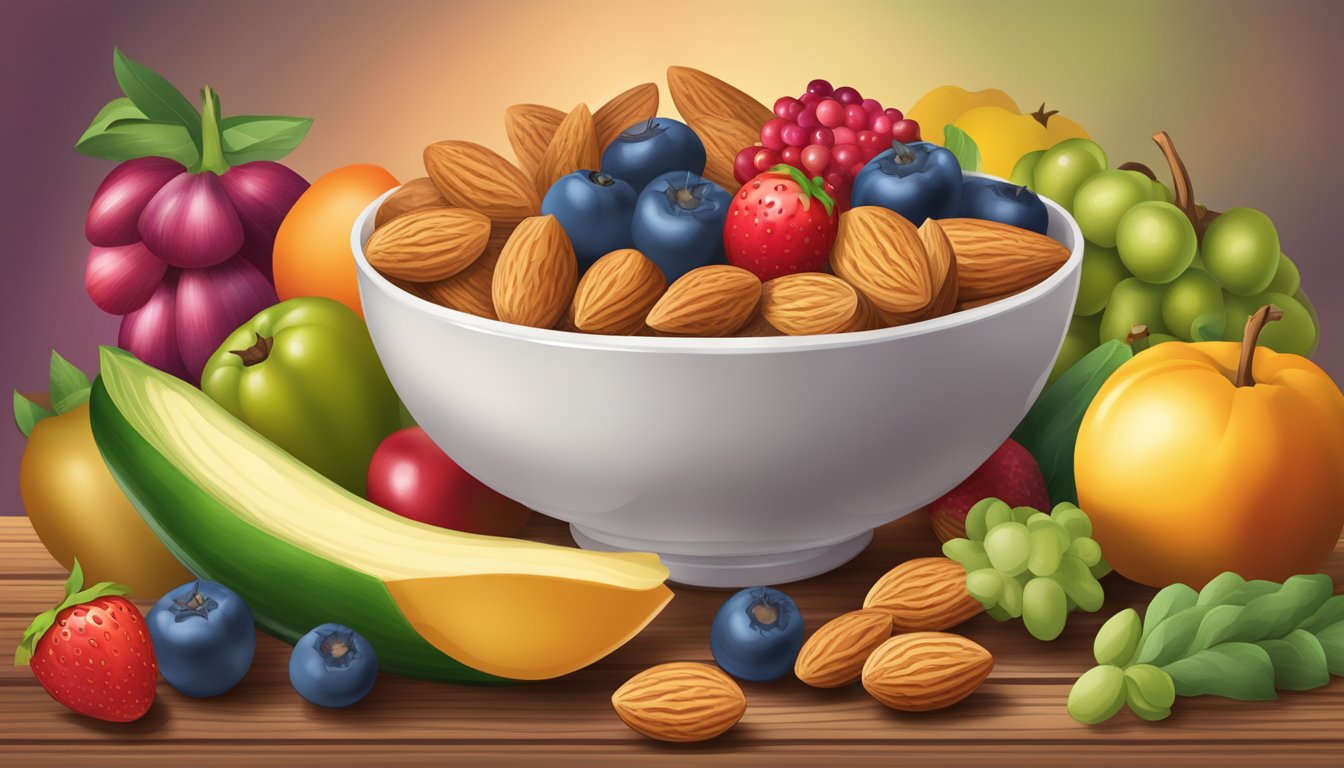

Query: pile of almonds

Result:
[365,66,1071,338]
[610,557,996,743]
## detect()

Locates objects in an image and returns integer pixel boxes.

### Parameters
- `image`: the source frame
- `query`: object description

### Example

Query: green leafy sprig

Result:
[1068,572,1344,724]
[942,124,981,172]
[13,351,93,437]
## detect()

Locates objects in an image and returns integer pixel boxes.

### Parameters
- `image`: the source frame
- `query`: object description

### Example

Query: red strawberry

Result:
[15,560,156,722]
[723,164,838,280]
[928,439,1049,543]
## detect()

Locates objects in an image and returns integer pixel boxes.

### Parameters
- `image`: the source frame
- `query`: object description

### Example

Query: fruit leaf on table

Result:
[943,124,981,172]
[1069,572,1344,724]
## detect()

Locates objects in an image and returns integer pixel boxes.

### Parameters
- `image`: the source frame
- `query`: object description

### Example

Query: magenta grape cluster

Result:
[732,79,920,208]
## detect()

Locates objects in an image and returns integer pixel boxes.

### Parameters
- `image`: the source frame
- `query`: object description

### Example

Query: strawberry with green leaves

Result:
[15,560,157,722]
[723,164,838,280]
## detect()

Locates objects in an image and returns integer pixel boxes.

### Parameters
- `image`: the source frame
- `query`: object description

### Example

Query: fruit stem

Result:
[230,334,274,367]
[1235,305,1283,387]
[1151,132,1203,237]
[1031,104,1060,128]
[1117,161,1157,181]
[1126,323,1151,353]
[192,85,230,175]
[890,140,916,165]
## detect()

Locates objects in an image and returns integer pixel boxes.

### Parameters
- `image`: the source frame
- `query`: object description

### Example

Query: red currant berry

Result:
[870,114,893,136]
[781,122,807,147]
[833,86,862,105]
[861,98,884,115]
[799,92,821,107]
[800,144,832,177]
[892,119,920,143]
[832,126,857,147]
[844,104,868,132]
[809,127,834,147]
[753,148,781,172]
[773,96,800,120]
[832,143,861,169]
[816,99,845,129]
[884,107,904,123]
[796,106,820,130]
[780,145,802,167]
[806,79,833,97]
[760,118,789,151]
[733,146,759,185]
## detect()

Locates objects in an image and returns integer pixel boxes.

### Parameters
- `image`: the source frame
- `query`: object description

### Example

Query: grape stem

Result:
[1235,305,1284,387]
[1150,131,1221,240]
[1125,324,1151,352]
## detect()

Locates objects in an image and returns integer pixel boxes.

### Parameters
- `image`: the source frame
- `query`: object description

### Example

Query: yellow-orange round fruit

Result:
[1075,340,1344,587]
[21,403,191,597]
[273,164,399,317]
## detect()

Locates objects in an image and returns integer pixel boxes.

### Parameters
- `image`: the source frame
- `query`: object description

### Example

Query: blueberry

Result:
[709,586,805,683]
[289,623,377,708]
[852,140,963,224]
[540,170,637,272]
[147,579,256,697]
[631,171,730,282]
[960,176,1049,234]
[601,118,706,193]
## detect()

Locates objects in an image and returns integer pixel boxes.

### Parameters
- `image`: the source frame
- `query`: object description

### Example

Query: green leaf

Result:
[1257,630,1329,691]
[13,392,53,438]
[1136,605,1214,666]
[53,389,91,414]
[1218,579,1283,607]
[220,115,313,164]
[77,97,148,146]
[942,125,981,173]
[1186,603,1244,654]
[1196,571,1245,606]
[112,47,201,145]
[1217,574,1333,644]
[48,351,90,413]
[1138,582,1198,649]
[1316,621,1344,676]
[76,120,199,166]
[1298,594,1344,634]
[1162,643,1277,701]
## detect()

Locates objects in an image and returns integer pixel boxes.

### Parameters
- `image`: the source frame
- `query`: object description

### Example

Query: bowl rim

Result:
[350,171,1084,355]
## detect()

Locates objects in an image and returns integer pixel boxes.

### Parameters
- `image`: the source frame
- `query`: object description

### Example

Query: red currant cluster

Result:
[733,79,920,209]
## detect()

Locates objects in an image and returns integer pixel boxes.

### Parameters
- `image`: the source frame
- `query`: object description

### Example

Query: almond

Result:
[829,207,934,323]
[424,140,539,223]
[504,104,566,182]
[594,83,659,152]
[685,114,759,191]
[492,214,578,328]
[733,309,784,337]
[573,249,666,335]
[422,248,499,320]
[861,632,994,711]
[611,662,746,743]
[364,207,491,282]
[646,264,761,336]
[667,65,773,133]
[939,218,1070,301]
[794,610,893,688]
[535,103,600,200]
[844,290,885,332]
[863,557,984,631]
[375,177,449,229]
[918,218,960,318]
[760,272,861,336]
[385,276,434,303]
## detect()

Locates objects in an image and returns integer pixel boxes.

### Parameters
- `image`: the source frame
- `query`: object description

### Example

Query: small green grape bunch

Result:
[942,498,1112,641]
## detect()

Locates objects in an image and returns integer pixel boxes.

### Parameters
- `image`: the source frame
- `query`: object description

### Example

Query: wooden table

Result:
[2,514,1342,766]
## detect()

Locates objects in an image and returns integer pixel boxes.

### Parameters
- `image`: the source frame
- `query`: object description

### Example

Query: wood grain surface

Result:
[2,514,1341,767]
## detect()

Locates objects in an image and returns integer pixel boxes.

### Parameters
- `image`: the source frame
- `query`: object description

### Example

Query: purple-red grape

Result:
[753,148,781,172]
[780,145,802,167]
[832,126,857,147]
[833,86,862,105]
[870,114,893,136]
[884,107,904,123]
[796,106,820,129]
[774,96,800,120]
[810,127,835,147]
[816,99,845,129]
[833,143,862,169]
[844,104,869,132]
[780,122,807,148]
[861,98,884,115]
[801,145,832,177]
[806,79,833,97]
[892,119,920,143]
[734,146,759,185]
[799,92,821,107]
[760,118,789,151]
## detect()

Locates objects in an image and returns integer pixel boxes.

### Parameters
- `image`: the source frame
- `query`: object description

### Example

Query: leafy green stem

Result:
[192,86,230,175]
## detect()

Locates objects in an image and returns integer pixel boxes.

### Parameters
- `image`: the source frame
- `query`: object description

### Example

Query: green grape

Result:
[966,568,1006,605]
[1072,170,1152,248]
[1089,559,1113,579]
[1149,179,1174,204]
[1068,665,1127,724]
[1076,243,1129,317]
[1124,665,1176,721]
[1100,277,1168,343]
[1034,139,1107,211]
[1115,201,1197,283]
[942,538,991,572]
[1161,269,1225,341]
[1010,505,1038,524]
[1057,554,1105,611]
[1067,537,1103,567]
[999,572,1025,618]
[1026,512,1052,527]
[963,498,997,541]
[1266,252,1301,295]
[1028,527,1066,576]
[1027,515,1071,549]
[1203,207,1280,296]
[1049,313,1102,386]
[1050,502,1092,537]
[983,499,1015,531]
[1093,608,1141,666]
[984,522,1032,576]
[1011,149,1045,187]
[1023,576,1069,640]
[1223,291,1318,356]
[985,604,1013,621]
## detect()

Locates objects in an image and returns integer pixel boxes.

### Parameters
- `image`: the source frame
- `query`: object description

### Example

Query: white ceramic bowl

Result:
[352,175,1083,587]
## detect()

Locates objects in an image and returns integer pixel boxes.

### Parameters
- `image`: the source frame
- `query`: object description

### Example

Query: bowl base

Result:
[569,526,874,588]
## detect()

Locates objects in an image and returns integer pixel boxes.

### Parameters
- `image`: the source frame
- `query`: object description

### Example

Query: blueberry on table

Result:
[710,586,805,682]
[631,171,730,282]
[146,579,256,697]
[600,118,706,193]
[540,170,637,272]
[961,177,1049,234]
[289,623,378,708]
[852,140,963,224]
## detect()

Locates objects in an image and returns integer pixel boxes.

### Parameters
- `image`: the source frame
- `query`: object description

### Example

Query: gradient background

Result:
[2,0,1341,514]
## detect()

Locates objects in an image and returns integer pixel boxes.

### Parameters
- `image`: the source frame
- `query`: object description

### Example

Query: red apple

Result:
[367,427,532,536]
[928,438,1048,543]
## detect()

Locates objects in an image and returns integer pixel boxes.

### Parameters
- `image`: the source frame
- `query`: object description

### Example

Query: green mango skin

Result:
[88,350,504,684]
[201,297,402,496]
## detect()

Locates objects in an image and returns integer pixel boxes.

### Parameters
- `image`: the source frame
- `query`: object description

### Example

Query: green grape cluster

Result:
[1013,137,1320,385]
[942,498,1111,641]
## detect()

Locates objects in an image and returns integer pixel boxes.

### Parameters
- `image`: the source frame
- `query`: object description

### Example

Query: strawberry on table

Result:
[14,559,157,722]
[724,164,839,281]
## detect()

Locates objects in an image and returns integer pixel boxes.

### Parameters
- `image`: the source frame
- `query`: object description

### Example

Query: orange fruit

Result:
[273,164,399,316]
